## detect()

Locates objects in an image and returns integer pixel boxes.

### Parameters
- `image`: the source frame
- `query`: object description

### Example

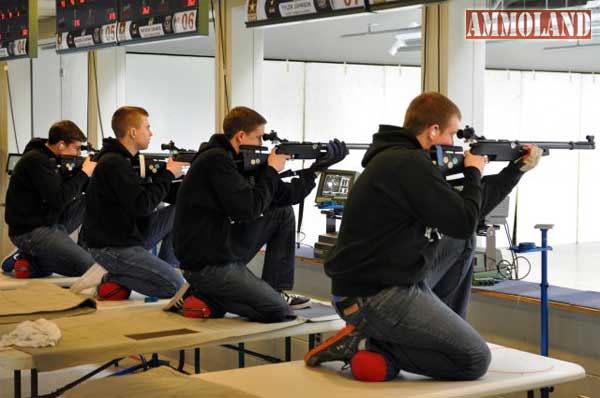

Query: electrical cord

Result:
[6,69,20,153]
[91,51,105,140]
[495,221,531,280]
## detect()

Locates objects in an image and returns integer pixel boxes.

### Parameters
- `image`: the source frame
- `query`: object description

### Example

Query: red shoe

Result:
[97,281,131,301]
[14,258,32,279]
[182,296,212,318]
[304,324,363,367]
[351,351,398,382]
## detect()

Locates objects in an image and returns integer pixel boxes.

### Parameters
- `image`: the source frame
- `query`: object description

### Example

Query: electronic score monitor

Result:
[56,0,119,52]
[117,0,209,45]
[0,0,37,60]
[315,169,360,206]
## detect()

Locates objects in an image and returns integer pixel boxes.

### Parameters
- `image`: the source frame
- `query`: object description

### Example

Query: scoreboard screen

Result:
[246,0,432,27]
[117,0,208,44]
[56,0,208,52]
[246,0,366,27]
[56,0,119,52]
[0,0,37,60]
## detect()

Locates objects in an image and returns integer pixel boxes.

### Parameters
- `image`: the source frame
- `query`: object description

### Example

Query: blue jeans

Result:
[335,281,491,381]
[233,206,296,290]
[10,197,95,277]
[183,206,297,322]
[89,206,184,298]
[424,236,476,319]
[335,235,490,381]
[184,263,290,323]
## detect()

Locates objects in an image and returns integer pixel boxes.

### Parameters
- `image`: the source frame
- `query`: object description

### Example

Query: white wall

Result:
[95,47,127,143]
[125,53,215,152]
[7,47,88,151]
[263,61,422,247]
[32,48,61,139]
[7,58,31,153]
[484,69,599,245]
[60,52,88,131]
[576,74,600,243]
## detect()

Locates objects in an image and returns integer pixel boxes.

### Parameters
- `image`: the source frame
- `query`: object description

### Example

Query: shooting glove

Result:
[515,145,543,172]
[309,139,348,171]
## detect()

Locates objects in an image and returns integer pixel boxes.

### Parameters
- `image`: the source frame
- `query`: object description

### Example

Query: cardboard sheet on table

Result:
[0,281,96,325]
[0,306,304,371]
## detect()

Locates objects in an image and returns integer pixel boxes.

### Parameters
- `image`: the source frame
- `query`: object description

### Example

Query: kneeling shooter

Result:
[73,106,188,299]
[171,106,346,322]
[305,92,491,382]
[4,121,97,278]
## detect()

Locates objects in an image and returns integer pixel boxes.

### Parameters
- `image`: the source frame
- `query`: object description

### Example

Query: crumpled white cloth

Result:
[0,319,62,348]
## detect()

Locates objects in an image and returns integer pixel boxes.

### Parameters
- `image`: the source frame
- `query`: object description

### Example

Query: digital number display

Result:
[56,0,118,32]
[56,0,118,52]
[56,0,208,52]
[117,0,205,44]
[0,0,36,60]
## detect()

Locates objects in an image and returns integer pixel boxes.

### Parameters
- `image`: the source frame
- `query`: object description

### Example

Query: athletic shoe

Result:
[1,251,19,273]
[281,291,311,309]
[304,324,363,367]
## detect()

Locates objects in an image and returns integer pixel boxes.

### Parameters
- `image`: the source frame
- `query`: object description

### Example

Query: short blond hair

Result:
[111,106,149,138]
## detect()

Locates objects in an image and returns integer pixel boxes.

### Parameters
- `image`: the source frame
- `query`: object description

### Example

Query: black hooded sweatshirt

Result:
[325,125,484,297]
[5,138,89,237]
[82,138,175,248]
[174,134,316,270]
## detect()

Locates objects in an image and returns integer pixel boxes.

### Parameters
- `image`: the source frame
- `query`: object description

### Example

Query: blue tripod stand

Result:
[512,224,554,398]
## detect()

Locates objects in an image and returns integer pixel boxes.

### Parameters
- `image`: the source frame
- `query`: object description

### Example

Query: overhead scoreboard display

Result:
[118,0,208,44]
[246,0,366,26]
[56,0,119,52]
[0,0,37,60]
[56,0,209,53]
[246,0,436,27]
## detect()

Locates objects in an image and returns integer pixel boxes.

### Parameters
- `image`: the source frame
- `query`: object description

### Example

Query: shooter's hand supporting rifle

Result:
[166,158,190,179]
[308,139,349,171]
[268,147,291,172]
[514,144,543,172]
[81,156,97,177]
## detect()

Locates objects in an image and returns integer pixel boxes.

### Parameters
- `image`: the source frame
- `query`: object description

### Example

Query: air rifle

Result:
[258,128,595,177]
[435,126,595,176]
[238,131,367,176]
[262,130,366,158]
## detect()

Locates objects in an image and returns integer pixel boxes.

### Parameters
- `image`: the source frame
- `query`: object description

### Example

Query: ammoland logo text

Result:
[466,9,592,40]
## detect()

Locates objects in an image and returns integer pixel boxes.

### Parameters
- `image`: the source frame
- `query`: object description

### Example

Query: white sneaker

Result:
[70,263,108,294]
[281,291,311,310]
[163,282,190,312]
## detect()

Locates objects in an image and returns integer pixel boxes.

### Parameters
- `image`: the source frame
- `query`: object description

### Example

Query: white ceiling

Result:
[37,1,600,73]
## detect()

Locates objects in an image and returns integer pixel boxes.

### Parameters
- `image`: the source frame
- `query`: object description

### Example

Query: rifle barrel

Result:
[346,143,371,150]
[513,140,595,149]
